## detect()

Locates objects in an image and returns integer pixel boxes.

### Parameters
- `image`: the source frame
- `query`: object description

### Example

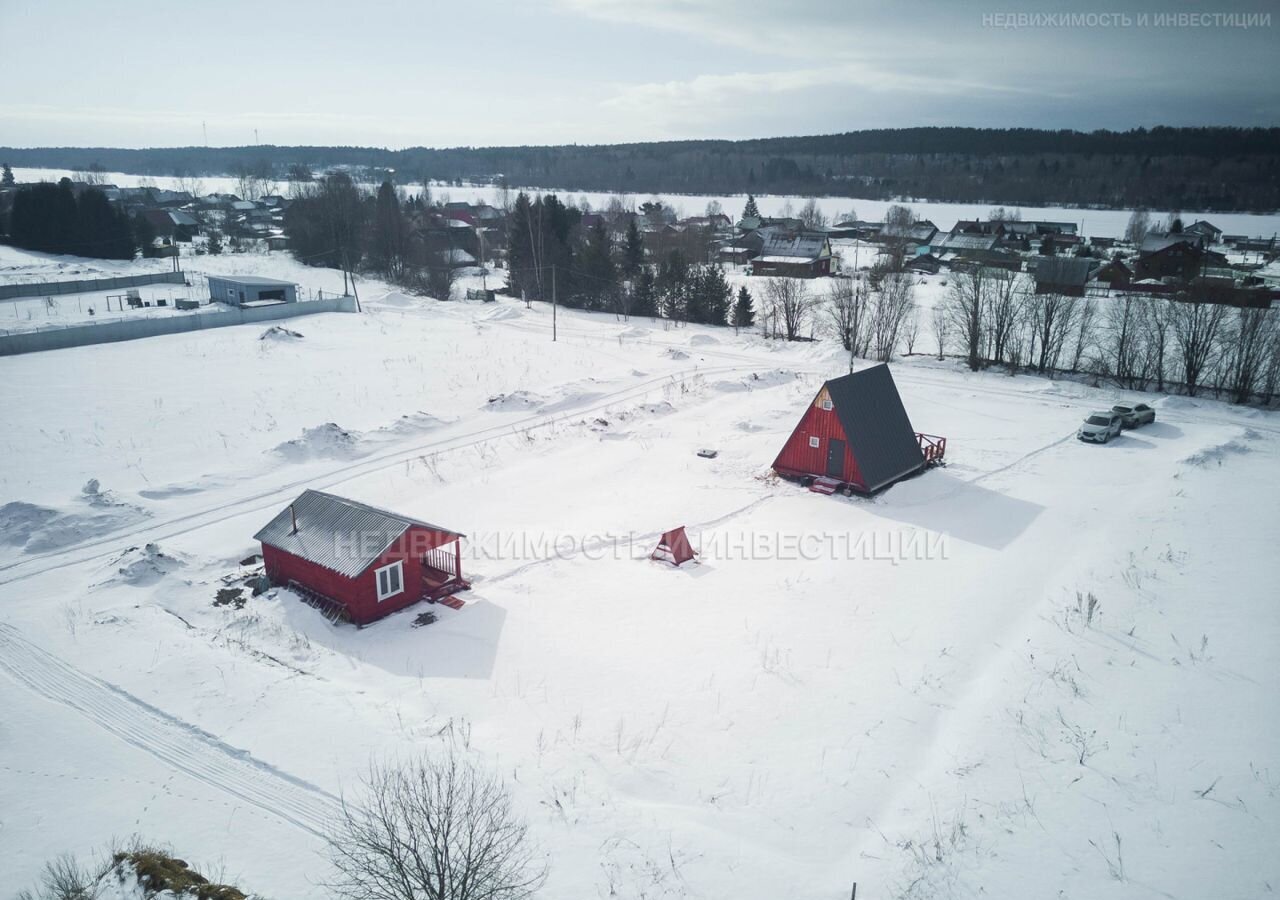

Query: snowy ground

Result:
[1,248,1277,898]
[13,166,1280,240]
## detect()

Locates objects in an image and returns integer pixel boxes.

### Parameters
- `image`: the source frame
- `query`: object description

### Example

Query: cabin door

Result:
[826,438,846,478]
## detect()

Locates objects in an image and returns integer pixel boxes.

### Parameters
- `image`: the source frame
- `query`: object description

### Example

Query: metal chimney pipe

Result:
[290,504,298,534]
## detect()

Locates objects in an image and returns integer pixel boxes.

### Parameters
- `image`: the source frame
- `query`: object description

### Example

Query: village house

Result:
[750,231,833,278]
[1032,256,1096,296]
[255,490,468,625]
[1135,240,1229,282]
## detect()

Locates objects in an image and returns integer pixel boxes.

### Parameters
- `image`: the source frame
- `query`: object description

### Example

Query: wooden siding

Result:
[771,391,865,489]
[263,523,459,625]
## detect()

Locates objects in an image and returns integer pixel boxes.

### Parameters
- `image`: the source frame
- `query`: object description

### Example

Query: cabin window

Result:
[820,399,833,411]
[375,560,404,601]
[808,436,820,448]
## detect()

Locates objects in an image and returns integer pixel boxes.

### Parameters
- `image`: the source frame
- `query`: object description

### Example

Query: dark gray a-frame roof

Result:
[826,365,925,492]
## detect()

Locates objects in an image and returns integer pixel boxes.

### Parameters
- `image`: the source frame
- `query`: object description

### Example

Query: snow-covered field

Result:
[1,247,1277,899]
[13,166,1280,240]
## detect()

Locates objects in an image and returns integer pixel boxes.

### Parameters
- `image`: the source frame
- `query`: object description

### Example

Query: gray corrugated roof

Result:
[759,231,829,260]
[825,365,924,493]
[1034,256,1094,288]
[935,232,999,252]
[254,489,461,578]
[208,275,297,287]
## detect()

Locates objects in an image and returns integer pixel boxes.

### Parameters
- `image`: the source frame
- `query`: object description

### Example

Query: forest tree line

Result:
[4,126,1278,211]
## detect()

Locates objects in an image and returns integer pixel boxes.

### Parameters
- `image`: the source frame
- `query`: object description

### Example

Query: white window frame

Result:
[808,436,820,449]
[375,560,404,602]
[820,399,833,411]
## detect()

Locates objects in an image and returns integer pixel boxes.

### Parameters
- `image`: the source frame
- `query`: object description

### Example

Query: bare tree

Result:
[329,753,547,900]
[73,164,107,186]
[1169,298,1227,395]
[1141,296,1172,391]
[1223,307,1276,403]
[825,277,871,359]
[173,170,205,199]
[1027,290,1078,374]
[15,853,97,900]
[764,278,813,341]
[798,198,827,230]
[883,204,916,229]
[930,302,949,360]
[1104,294,1145,386]
[1071,298,1099,373]
[1259,321,1280,404]
[902,305,921,356]
[945,267,987,370]
[985,269,1027,366]
[870,270,915,362]
[1124,208,1152,246]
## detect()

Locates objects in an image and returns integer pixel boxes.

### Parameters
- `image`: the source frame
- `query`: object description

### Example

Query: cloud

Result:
[599,62,1055,137]
[561,0,864,58]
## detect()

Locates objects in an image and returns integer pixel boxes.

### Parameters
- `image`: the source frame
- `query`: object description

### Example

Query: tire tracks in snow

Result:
[0,623,343,839]
[0,362,776,587]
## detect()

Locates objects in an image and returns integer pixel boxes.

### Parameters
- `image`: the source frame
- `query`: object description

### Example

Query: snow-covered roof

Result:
[935,232,998,252]
[254,489,460,578]
[758,232,829,261]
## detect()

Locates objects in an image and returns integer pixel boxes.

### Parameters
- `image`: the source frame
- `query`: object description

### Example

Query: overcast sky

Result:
[2,0,1276,149]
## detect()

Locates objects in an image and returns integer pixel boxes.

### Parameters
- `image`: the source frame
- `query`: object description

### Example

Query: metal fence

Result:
[0,271,188,302]
[0,295,358,356]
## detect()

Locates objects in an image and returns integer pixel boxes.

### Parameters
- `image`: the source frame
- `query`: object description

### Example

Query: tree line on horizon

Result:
[3,126,1278,212]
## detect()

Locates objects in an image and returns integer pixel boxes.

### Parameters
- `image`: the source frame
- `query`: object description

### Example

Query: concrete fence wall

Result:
[0,295,358,356]
[0,271,188,301]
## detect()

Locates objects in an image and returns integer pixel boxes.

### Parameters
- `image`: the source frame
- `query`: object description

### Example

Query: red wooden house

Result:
[255,489,468,625]
[772,364,945,495]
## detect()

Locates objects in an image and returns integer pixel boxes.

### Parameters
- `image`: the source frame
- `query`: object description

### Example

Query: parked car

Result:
[1112,402,1156,429]
[1078,411,1123,443]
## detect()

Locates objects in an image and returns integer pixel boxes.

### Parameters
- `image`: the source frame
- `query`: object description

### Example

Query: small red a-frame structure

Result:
[651,526,696,566]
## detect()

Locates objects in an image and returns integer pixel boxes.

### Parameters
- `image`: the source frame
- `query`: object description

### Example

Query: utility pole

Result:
[552,264,557,342]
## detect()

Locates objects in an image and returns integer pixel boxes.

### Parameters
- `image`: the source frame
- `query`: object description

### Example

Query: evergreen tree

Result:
[206,229,223,255]
[507,192,538,299]
[75,189,135,259]
[733,285,756,328]
[630,269,659,318]
[577,219,616,311]
[9,181,77,253]
[701,264,731,326]
[370,180,406,278]
[742,194,760,220]
[683,266,707,324]
[1,164,14,187]
[622,218,644,277]
[656,250,689,321]
[132,213,158,258]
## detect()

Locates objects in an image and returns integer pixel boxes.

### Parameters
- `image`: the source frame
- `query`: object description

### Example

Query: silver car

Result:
[1112,402,1156,429]
[1078,411,1123,443]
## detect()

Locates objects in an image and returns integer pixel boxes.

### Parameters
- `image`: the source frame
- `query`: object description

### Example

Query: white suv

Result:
[1078,411,1123,443]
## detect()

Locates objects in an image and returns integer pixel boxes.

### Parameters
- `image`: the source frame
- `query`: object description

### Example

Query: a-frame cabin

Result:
[772,364,945,495]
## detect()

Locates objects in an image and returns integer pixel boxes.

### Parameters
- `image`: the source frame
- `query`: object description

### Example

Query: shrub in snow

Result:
[328,751,547,900]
